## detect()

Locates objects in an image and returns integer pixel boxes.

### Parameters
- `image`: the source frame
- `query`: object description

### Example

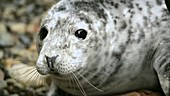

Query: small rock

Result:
[29,43,37,52]
[0,80,7,89]
[0,23,7,32]
[0,69,4,80]
[14,0,27,6]
[26,16,40,33]
[9,94,19,96]
[36,0,57,6]
[16,7,26,17]
[3,58,21,70]
[25,4,36,14]
[26,22,39,33]
[3,90,9,96]
[6,79,17,86]
[10,48,38,63]
[2,5,16,20]
[6,79,24,94]
[9,22,26,33]
[0,90,9,96]
[0,50,4,59]
[19,34,32,48]
[0,31,15,48]
[36,87,48,96]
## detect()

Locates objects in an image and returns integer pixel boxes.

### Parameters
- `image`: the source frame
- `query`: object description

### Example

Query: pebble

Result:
[6,79,24,94]
[0,69,4,80]
[29,43,37,52]
[16,7,27,17]
[9,48,38,63]
[9,94,19,96]
[0,31,15,48]
[0,23,7,32]
[6,78,38,96]
[0,90,9,96]
[36,87,48,96]
[26,4,36,14]
[14,0,27,6]
[26,17,40,33]
[0,23,15,48]
[2,5,16,20]
[0,50,4,59]
[4,90,10,96]
[19,34,32,48]
[26,23,39,33]
[36,0,57,6]
[2,58,21,70]
[0,80,7,89]
[9,22,26,33]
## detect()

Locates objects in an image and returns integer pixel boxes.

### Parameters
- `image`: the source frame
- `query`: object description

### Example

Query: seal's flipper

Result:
[153,40,170,96]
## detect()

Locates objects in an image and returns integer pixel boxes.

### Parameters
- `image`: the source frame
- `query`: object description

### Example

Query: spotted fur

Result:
[36,0,170,96]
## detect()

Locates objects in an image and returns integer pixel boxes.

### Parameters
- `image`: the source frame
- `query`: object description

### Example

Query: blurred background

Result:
[0,0,59,96]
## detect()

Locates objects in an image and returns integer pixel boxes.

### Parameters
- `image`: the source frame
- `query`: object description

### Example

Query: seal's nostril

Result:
[45,55,58,69]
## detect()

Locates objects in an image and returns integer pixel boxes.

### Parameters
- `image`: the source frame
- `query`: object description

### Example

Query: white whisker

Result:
[24,69,38,86]
[69,76,76,96]
[77,73,103,92]
[72,73,87,96]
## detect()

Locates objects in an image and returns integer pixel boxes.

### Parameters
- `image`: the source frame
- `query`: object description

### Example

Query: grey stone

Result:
[0,80,7,89]
[19,34,32,48]
[9,94,19,96]
[0,31,15,48]
[0,69,4,80]
[0,50,4,59]
[0,23,7,32]
[0,90,9,96]
[9,22,26,33]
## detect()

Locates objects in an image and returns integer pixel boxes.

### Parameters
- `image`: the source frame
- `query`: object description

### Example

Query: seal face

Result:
[36,0,170,96]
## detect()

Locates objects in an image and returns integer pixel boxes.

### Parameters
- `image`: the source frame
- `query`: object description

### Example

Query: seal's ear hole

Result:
[39,27,48,40]
[75,29,87,40]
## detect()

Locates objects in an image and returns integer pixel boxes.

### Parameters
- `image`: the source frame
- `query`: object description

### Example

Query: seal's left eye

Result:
[75,29,87,40]
[39,27,48,41]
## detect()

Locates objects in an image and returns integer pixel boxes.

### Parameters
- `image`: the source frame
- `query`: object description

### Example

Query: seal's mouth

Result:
[36,60,82,77]
[47,68,83,79]
[36,52,84,77]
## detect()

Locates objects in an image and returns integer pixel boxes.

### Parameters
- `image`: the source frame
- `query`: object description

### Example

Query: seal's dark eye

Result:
[75,29,87,40]
[39,27,48,41]
[165,0,170,12]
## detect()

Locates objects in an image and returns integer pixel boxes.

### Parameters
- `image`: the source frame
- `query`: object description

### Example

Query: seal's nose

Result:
[45,55,58,70]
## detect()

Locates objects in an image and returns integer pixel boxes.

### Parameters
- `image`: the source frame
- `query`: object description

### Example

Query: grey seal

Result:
[36,0,170,96]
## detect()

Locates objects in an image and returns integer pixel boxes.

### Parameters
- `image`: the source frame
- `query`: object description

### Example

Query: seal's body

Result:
[36,0,170,96]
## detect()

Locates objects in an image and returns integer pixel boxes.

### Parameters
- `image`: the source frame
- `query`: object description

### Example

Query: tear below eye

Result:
[39,27,48,41]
